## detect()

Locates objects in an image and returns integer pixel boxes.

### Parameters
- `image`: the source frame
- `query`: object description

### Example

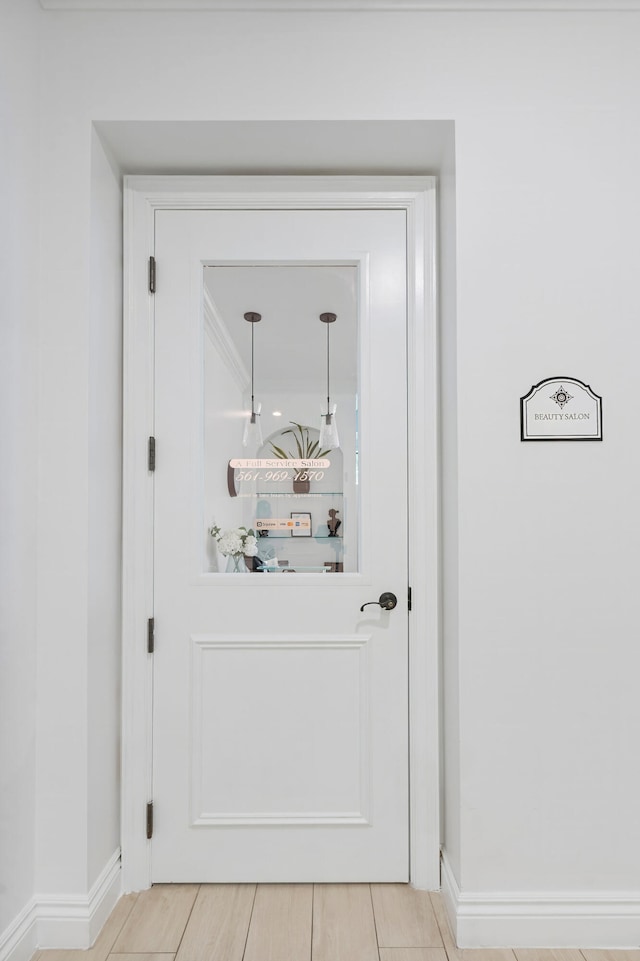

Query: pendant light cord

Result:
[251,320,255,415]
[243,311,261,433]
[326,320,330,415]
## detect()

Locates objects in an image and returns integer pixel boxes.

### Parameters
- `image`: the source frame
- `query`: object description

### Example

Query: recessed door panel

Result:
[190,635,370,825]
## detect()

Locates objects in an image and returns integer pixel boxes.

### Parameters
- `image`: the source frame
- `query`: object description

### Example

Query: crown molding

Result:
[38,0,640,12]
[203,287,250,394]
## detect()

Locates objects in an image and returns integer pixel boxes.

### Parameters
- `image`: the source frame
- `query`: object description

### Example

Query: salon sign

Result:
[520,377,602,441]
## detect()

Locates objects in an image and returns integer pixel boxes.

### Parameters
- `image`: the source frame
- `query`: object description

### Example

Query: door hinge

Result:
[148,255,156,294]
[147,617,155,654]
[146,801,154,840]
[148,436,156,472]
[408,586,412,611]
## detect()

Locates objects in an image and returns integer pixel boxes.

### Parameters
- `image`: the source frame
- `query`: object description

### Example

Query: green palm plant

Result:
[270,422,331,461]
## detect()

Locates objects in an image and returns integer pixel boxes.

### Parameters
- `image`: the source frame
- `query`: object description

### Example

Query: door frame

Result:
[121,175,440,892]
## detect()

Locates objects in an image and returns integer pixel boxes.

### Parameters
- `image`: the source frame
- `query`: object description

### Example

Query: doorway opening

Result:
[121,176,440,891]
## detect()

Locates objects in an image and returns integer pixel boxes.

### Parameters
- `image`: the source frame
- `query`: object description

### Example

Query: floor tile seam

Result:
[240,884,259,961]
[98,894,140,960]
[368,883,382,960]
[283,885,313,959]
[428,894,457,958]
[171,885,201,960]
[379,945,449,950]
[309,884,315,961]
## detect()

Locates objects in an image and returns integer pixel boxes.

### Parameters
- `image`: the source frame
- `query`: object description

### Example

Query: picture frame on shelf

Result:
[290,511,312,537]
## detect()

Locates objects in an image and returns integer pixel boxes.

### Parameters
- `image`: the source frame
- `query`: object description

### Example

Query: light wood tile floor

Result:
[34,887,640,961]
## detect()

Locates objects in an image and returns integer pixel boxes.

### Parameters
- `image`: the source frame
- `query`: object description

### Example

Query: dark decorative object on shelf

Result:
[293,475,310,495]
[227,460,238,497]
[327,508,341,537]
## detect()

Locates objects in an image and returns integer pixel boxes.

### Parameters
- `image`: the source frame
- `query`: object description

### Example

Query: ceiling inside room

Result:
[204,263,358,394]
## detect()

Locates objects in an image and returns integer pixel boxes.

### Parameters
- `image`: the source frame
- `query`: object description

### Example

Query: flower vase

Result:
[226,554,247,573]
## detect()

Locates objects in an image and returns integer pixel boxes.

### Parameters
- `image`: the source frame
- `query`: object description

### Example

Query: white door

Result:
[152,208,409,882]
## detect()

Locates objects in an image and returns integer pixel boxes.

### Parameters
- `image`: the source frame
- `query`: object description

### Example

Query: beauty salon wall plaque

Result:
[520,377,602,441]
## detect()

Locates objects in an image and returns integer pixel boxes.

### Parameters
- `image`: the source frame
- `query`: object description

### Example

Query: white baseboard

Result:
[0,850,122,961]
[38,849,122,948]
[0,901,39,961]
[441,850,640,948]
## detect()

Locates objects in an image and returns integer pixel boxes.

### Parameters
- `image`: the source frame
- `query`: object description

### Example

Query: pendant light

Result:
[242,311,263,448]
[319,312,340,451]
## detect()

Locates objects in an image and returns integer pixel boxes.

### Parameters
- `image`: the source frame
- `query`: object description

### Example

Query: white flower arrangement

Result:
[209,524,258,558]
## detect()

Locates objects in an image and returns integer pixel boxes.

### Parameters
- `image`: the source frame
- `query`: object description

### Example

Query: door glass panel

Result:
[203,264,359,574]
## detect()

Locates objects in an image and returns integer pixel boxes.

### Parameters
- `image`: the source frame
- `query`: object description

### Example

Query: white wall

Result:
[438,134,460,882]
[34,50,123,903]
[453,99,639,889]
[5,1,640,948]
[87,129,122,888]
[0,0,41,937]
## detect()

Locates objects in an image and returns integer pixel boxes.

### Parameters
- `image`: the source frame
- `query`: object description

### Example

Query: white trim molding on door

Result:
[121,175,440,892]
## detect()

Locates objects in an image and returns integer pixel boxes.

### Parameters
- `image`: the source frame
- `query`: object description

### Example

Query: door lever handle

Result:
[360,592,398,612]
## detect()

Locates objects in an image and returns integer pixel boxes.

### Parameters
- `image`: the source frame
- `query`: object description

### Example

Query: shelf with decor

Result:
[255,491,343,497]
[255,535,342,540]
[218,421,351,573]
